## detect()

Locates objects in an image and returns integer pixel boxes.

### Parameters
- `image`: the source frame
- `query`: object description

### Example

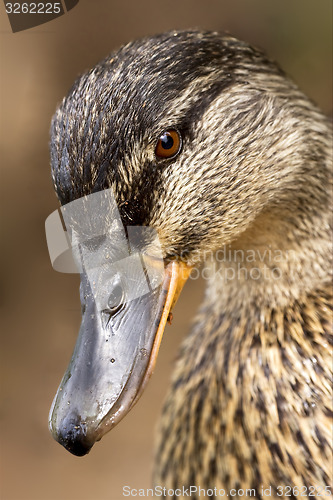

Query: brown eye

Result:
[155,129,182,159]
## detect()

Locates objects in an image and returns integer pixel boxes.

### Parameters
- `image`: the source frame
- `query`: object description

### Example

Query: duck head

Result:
[48,30,329,456]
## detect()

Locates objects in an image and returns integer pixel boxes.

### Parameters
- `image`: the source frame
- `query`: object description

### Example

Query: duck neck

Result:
[155,200,332,492]
[204,200,332,316]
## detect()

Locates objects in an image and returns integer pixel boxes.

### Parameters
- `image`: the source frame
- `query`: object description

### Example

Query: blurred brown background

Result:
[0,1,332,499]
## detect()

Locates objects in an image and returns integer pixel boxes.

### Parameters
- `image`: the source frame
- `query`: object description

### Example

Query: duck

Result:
[48,30,332,498]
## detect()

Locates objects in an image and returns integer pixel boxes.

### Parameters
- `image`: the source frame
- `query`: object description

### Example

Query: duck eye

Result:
[155,129,182,159]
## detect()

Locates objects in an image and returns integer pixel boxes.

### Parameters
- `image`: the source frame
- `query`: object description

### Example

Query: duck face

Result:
[48,30,291,455]
[51,31,289,262]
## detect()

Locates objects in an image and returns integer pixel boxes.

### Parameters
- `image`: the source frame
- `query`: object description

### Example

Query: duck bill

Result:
[49,260,191,457]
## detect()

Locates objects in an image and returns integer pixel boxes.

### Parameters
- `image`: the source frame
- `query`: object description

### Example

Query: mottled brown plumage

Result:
[155,284,332,495]
[50,30,333,498]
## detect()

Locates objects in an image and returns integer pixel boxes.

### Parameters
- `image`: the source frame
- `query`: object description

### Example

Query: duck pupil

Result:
[108,284,123,311]
[161,134,174,150]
